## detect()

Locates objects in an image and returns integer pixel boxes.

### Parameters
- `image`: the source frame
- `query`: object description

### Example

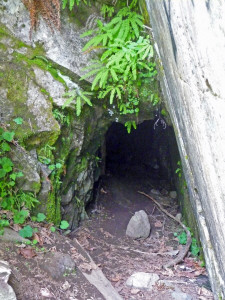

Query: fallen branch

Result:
[138,191,192,269]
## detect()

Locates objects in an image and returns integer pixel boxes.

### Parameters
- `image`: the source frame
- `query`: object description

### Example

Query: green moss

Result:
[13,53,67,88]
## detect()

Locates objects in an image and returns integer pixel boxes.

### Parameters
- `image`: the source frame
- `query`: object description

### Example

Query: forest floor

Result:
[0,164,214,300]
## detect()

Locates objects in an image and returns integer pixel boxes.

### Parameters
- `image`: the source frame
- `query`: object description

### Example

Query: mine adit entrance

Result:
[104,120,180,192]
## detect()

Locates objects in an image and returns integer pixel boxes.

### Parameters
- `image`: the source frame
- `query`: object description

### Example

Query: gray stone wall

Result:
[145,1,225,298]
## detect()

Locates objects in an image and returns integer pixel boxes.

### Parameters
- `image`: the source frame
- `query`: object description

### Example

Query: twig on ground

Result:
[138,191,192,269]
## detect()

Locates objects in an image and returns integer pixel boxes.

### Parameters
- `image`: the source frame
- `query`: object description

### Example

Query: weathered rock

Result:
[171,291,192,300]
[146,0,225,297]
[0,228,28,243]
[126,210,151,239]
[41,252,75,280]
[0,261,16,300]
[126,272,159,290]
[169,191,177,199]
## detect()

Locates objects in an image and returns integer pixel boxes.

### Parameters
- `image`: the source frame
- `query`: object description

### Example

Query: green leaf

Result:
[109,88,116,104]
[0,157,14,172]
[13,117,23,125]
[19,225,33,238]
[36,213,46,222]
[76,96,82,116]
[80,30,94,38]
[48,165,55,171]
[2,131,15,142]
[50,226,56,233]
[55,163,62,169]
[60,220,69,230]
[14,210,29,224]
[0,169,6,178]
[1,142,11,152]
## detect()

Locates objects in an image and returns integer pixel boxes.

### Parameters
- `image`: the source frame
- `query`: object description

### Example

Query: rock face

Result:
[126,210,151,239]
[145,0,225,298]
[0,1,157,229]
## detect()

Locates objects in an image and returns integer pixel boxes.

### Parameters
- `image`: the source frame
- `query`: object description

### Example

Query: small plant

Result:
[125,121,137,134]
[53,109,70,126]
[0,124,39,234]
[175,160,182,178]
[60,220,69,230]
[174,230,200,257]
[19,225,33,238]
[62,89,93,117]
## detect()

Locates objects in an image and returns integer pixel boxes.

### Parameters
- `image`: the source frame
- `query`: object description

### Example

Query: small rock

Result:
[41,252,75,280]
[126,272,159,290]
[126,210,150,239]
[171,291,192,300]
[130,288,140,295]
[0,228,28,243]
[169,191,177,199]
[150,189,161,195]
[175,213,182,222]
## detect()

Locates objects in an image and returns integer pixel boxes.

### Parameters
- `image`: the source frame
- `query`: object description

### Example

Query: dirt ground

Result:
[0,163,214,300]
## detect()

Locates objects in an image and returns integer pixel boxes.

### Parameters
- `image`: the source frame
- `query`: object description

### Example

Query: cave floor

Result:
[73,165,214,300]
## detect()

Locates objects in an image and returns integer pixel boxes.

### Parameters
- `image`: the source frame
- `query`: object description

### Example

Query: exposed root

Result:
[138,191,192,269]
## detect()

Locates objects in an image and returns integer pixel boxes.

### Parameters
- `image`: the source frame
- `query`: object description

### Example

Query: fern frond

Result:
[76,96,81,116]
[110,88,116,104]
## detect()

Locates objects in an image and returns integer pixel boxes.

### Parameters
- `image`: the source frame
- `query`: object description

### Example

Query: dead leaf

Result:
[33,233,44,246]
[19,247,37,259]
[100,188,107,194]
[61,281,71,291]
[40,288,54,297]
[12,224,22,232]
[79,262,97,272]
[154,220,163,227]
[111,274,121,282]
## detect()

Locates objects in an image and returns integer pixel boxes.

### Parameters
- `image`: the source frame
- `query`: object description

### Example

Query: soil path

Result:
[72,167,214,300]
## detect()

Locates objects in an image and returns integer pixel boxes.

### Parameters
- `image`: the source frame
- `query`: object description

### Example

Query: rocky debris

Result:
[126,210,151,239]
[169,191,177,199]
[126,272,159,290]
[41,252,75,280]
[0,228,28,243]
[171,291,193,300]
[0,261,16,300]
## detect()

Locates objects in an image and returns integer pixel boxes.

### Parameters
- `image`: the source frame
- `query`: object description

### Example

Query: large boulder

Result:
[145,0,225,298]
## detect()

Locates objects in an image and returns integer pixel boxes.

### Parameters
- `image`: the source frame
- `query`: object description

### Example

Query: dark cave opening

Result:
[105,120,179,191]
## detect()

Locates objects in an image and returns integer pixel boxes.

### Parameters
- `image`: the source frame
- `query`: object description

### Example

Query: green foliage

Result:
[174,230,200,257]
[101,4,115,18]
[0,125,39,233]
[60,220,69,229]
[14,210,29,224]
[19,225,33,238]
[125,121,137,134]
[62,0,88,10]
[13,117,24,125]
[53,109,70,126]
[62,89,93,116]
[175,160,182,178]
[174,231,187,245]
[80,4,158,132]
[36,213,46,222]
[50,226,56,232]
